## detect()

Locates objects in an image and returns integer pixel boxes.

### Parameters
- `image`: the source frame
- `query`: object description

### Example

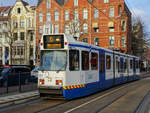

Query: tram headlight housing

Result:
[56,80,63,86]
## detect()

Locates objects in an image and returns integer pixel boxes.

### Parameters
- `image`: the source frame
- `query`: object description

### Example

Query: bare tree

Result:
[131,17,150,59]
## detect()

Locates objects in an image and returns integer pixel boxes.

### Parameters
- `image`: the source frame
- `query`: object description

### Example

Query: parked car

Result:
[0,66,31,86]
[30,67,39,83]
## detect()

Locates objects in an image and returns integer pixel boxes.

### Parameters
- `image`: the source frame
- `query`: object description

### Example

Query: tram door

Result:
[99,50,105,89]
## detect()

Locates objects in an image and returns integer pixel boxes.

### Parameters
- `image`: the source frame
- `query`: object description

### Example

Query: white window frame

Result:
[94,9,99,19]
[104,0,109,3]
[39,12,43,23]
[74,10,78,20]
[121,36,125,47]
[47,0,51,8]
[20,19,24,28]
[46,12,51,22]
[109,36,115,47]
[109,7,114,17]
[74,0,78,6]
[65,10,69,21]
[54,11,59,21]
[83,9,88,20]
[83,23,88,33]
[54,24,59,33]
[39,26,43,34]
[64,24,69,34]
[94,37,99,46]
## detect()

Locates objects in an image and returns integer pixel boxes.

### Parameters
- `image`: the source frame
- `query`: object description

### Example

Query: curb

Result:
[0,91,39,108]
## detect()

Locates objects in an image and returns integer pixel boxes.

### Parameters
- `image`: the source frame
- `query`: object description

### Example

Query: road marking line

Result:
[64,85,128,113]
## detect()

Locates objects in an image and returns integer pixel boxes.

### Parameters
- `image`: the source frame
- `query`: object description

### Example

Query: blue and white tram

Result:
[38,34,140,99]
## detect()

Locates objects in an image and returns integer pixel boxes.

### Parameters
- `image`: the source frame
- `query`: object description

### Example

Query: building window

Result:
[39,26,43,34]
[109,27,114,32]
[121,36,125,47]
[20,32,24,40]
[118,5,122,16]
[74,10,78,20]
[82,38,88,43]
[13,33,18,41]
[54,24,59,33]
[91,52,98,70]
[83,9,88,20]
[30,33,33,41]
[109,7,114,17]
[104,0,109,3]
[65,10,69,21]
[82,51,89,70]
[74,0,78,6]
[45,27,50,34]
[94,9,99,19]
[106,55,111,69]
[28,18,32,27]
[30,47,33,57]
[39,12,43,23]
[46,12,51,22]
[47,0,51,8]
[69,50,79,71]
[94,38,99,46]
[93,28,99,33]
[83,23,88,33]
[121,20,126,31]
[0,47,2,58]
[13,20,18,28]
[5,47,9,58]
[17,8,21,14]
[64,24,69,34]
[54,11,59,21]
[109,36,115,47]
[20,19,24,28]
[20,47,24,55]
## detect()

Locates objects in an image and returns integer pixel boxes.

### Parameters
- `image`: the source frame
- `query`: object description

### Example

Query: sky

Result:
[0,0,150,33]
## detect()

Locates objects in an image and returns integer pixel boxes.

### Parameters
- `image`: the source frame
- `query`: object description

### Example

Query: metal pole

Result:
[19,72,21,92]
[6,74,8,93]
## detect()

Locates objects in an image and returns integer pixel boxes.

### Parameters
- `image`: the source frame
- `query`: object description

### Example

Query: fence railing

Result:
[0,72,37,96]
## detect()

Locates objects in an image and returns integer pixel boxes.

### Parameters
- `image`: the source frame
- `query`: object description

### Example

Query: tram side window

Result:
[130,60,133,69]
[106,55,111,70]
[91,52,98,70]
[136,60,139,69]
[116,57,118,69]
[124,59,127,72]
[82,51,89,70]
[69,50,79,71]
[100,54,105,73]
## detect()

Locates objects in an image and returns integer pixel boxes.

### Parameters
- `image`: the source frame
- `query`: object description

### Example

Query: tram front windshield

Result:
[40,50,67,71]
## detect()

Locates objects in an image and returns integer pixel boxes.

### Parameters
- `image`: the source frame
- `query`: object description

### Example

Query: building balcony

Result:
[3,27,10,32]
[27,27,35,32]
[12,55,25,59]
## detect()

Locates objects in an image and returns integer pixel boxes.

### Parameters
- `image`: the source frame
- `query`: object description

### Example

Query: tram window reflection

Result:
[91,52,98,70]
[82,51,89,70]
[69,50,80,71]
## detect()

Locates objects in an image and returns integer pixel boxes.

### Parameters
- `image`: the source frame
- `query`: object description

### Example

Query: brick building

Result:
[36,0,132,55]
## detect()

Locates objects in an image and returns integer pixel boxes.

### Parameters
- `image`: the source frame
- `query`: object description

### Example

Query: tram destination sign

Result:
[43,35,64,49]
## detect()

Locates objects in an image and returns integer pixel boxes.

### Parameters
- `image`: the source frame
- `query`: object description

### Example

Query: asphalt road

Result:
[1,77,150,113]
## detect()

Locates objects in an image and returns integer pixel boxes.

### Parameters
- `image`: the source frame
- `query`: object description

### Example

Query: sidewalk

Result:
[0,90,39,108]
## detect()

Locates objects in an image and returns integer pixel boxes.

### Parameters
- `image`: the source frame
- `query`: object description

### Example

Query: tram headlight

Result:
[56,80,63,86]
